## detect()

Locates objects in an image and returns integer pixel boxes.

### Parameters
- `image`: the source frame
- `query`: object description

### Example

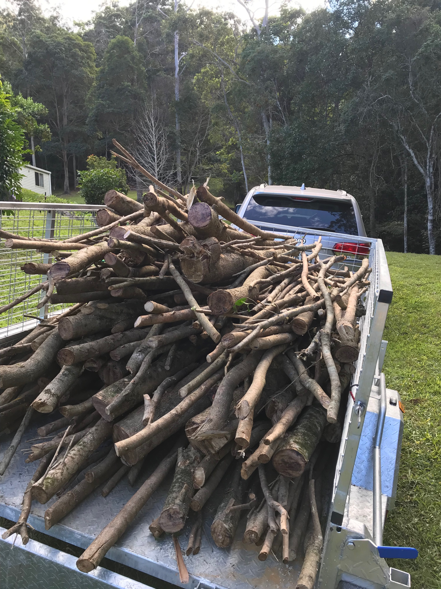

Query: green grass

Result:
[383,252,441,589]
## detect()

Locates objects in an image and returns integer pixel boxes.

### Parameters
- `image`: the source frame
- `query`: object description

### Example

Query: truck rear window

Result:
[243,195,359,235]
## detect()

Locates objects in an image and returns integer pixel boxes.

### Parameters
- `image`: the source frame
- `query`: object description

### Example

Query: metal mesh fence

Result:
[0,203,102,339]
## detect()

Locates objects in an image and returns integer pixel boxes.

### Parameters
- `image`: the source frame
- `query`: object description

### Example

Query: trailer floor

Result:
[0,416,303,589]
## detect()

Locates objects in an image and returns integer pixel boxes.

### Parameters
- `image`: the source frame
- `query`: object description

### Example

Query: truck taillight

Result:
[333,242,370,256]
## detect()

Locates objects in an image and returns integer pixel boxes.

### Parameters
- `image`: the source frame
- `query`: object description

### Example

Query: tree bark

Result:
[44,459,121,529]
[291,296,317,336]
[51,242,113,282]
[57,328,150,366]
[104,190,143,216]
[0,329,63,389]
[180,250,258,285]
[190,454,234,512]
[32,418,113,504]
[211,462,245,548]
[21,262,52,275]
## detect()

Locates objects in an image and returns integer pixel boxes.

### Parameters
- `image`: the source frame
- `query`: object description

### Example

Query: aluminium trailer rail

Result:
[0,205,415,589]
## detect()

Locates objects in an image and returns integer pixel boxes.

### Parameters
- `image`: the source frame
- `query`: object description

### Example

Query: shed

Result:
[20,164,52,196]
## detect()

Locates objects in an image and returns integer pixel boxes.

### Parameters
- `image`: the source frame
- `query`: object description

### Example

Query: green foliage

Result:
[86,155,119,170]
[78,167,128,205]
[0,79,25,200]
[6,81,51,151]
[17,188,70,204]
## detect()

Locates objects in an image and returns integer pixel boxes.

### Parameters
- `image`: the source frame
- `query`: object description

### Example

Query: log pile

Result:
[0,140,371,589]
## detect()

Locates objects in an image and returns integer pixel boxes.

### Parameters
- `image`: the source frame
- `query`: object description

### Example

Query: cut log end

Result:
[272,449,307,478]
[76,559,95,573]
[211,520,235,548]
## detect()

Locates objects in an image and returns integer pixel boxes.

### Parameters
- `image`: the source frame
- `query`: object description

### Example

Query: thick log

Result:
[96,208,121,226]
[0,329,63,389]
[180,250,258,285]
[104,190,143,216]
[291,296,317,336]
[32,364,83,414]
[109,341,141,361]
[57,328,150,366]
[243,501,268,544]
[20,262,51,275]
[32,418,113,503]
[92,378,131,420]
[159,446,201,533]
[193,443,233,489]
[110,287,147,300]
[76,449,178,572]
[143,190,188,223]
[84,448,119,483]
[207,265,271,315]
[56,278,109,295]
[296,480,323,589]
[51,241,113,282]
[58,303,143,340]
[188,201,248,242]
[0,386,22,406]
[272,406,327,478]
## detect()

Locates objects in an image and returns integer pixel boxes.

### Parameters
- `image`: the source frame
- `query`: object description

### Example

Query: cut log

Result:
[104,190,143,216]
[51,242,113,282]
[207,265,270,315]
[0,329,63,389]
[76,449,178,572]
[272,406,327,478]
[159,446,201,533]
[32,364,83,414]
[21,262,51,275]
[291,296,317,336]
[57,328,150,366]
[56,278,109,295]
[32,418,113,504]
[98,359,128,385]
[190,454,234,511]
[211,462,245,548]
[44,459,121,529]
[181,250,258,285]
[96,208,121,226]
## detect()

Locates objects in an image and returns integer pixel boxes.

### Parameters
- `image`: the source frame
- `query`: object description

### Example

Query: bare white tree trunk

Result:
[402,157,408,253]
[133,103,174,187]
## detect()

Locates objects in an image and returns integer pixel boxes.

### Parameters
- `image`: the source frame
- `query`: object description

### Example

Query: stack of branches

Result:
[0,141,370,589]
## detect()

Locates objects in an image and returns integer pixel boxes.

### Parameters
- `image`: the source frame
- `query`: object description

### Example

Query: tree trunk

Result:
[62,146,70,194]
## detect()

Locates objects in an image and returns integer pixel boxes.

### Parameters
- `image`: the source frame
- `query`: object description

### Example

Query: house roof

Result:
[21,164,52,175]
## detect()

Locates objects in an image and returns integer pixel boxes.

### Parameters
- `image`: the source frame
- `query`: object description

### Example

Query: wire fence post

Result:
[39,209,56,320]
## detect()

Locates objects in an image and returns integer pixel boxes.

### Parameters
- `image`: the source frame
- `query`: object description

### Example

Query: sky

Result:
[1,0,325,28]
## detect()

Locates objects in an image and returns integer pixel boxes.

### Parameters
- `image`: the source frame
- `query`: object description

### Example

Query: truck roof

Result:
[253,184,353,200]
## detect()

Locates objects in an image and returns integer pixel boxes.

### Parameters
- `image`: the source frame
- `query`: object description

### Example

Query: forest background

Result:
[1,0,441,255]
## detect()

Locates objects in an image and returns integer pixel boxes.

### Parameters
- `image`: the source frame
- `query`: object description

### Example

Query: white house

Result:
[20,164,52,196]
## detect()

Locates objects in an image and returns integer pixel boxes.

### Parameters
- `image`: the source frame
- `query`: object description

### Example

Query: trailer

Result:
[0,202,416,589]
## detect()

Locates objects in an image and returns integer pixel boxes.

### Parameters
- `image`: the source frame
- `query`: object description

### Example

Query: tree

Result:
[6,81,51,166]
[0,79,25,199]
[133,102,174,186]
[22,30,96,193]
[88,35,146,155]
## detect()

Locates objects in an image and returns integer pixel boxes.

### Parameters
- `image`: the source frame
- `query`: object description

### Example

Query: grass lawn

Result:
[53,189,139,204]
[383,252,441,589]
